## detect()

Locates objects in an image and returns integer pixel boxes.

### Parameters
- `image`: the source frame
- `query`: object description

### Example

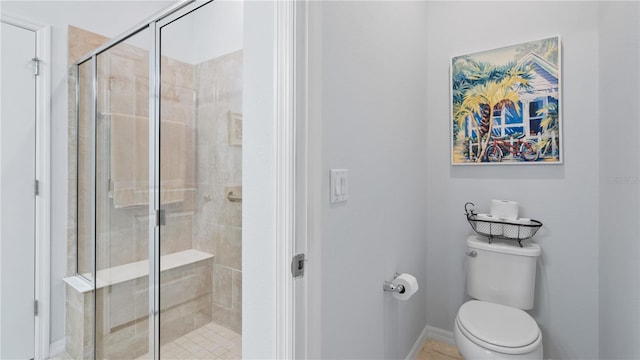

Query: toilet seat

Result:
[456,300,541,355]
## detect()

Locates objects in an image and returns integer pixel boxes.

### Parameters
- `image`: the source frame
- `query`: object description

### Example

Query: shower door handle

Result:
[155,209,166,226]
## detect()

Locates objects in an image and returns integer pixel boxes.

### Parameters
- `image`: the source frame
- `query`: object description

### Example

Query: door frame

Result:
[292,1,323,358]
[0,12,51,360]
[242,0,319,358]
[277,0,321,358]
[275,0,296,357]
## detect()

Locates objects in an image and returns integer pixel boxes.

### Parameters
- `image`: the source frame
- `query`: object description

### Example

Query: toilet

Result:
[454,236,543,359]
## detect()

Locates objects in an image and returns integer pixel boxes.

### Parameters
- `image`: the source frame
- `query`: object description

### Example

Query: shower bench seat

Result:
[63,249,214,292]
[63,249,214,359]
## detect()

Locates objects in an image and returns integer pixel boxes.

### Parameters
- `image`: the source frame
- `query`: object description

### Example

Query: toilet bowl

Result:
[454,300,542,360]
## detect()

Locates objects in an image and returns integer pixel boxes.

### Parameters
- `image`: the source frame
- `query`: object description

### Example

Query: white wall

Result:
[598,2,640,359]
[0,0,175,345]
[161,0,243,65]
[317,2,429,358]
[425,2,639,360]
[242,0,276,358]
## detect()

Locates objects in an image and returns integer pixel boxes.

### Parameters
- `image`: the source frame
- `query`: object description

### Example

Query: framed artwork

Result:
[451,36,562,165]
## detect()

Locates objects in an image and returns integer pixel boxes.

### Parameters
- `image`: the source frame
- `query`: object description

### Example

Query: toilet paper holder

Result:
[383,273,405,294]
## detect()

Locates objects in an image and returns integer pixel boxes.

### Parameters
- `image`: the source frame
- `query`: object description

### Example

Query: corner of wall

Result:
[597,2,640,359]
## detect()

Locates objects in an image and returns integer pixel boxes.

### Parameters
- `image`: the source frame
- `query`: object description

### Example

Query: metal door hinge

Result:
[34,179,39,196]
[32,57,41,77]
[34,300,38,316]
[291,253,305,278]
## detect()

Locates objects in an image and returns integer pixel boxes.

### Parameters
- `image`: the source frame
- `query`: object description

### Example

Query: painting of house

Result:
[451,36,561,165]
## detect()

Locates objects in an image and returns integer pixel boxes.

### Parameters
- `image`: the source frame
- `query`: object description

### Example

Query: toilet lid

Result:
[458,300,540,349]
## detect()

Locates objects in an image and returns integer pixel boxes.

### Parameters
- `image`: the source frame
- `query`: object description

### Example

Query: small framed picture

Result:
[228,111,242,146]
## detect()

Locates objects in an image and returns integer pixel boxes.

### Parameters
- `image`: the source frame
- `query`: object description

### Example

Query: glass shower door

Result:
[94,27,152,360]
[73,2,246,358]
[155,1,243,358]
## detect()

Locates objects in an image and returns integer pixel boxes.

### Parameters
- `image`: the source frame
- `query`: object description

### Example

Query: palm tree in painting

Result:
[535,102,559,157]
[514,37,558,65]
[453,61,532,162]
[453,103,483,159]
[537,102,559,134]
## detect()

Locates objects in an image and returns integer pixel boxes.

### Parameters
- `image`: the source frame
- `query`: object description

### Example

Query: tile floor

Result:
[49,326,457,360]
[137,322,241,360]
[415,339,463,360]
[48,322,241,360]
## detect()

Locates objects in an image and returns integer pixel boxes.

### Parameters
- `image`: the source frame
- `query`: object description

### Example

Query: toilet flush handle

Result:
[466,250,477,257]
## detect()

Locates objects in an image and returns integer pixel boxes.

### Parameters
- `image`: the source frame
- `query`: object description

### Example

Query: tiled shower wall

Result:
[68,27,198,275]
[194,51,243,333]
[97,37,197,270]
[66,26,243,357]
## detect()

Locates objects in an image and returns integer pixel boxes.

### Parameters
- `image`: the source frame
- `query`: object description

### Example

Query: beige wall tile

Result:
[215,226,241,270]
[68,25,109,64]
[194,50,243,334]
[213,265,233,309]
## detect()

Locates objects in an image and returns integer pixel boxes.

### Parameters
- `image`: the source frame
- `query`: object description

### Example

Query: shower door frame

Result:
[73,0,301,358]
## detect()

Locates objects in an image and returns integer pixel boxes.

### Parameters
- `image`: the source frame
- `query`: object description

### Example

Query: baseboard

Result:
[405,325,430,360]
[49,338,66,358]
[425,325,455,345]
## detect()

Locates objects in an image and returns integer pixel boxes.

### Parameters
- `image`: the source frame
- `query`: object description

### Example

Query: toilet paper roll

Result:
[392,273,419,301]
[476,213,503,236]
[503,218,533,238]
[490,200,519,220]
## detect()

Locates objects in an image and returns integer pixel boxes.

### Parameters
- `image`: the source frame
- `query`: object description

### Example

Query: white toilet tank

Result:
[466,236,541,310]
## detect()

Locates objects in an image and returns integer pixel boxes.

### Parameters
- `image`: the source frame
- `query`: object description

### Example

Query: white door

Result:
[0,21,37,360]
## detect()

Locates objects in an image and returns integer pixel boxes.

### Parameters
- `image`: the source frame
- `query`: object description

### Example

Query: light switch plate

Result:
[330,169,348,204]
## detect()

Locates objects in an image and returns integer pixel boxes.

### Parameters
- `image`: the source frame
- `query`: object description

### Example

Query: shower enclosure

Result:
[66,1,242,358]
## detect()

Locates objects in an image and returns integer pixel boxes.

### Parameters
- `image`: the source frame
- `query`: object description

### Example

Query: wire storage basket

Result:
[464,202,542,247]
